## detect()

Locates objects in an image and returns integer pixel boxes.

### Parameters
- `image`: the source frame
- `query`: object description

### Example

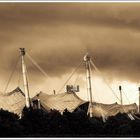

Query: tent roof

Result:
[33,92,138,117]
[0,87,137,117]
[32,91,87,112]
[91,102,138,117]
[0,87,25,115]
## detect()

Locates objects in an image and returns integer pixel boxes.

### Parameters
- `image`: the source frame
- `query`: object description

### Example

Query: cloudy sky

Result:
[0,3,140,104]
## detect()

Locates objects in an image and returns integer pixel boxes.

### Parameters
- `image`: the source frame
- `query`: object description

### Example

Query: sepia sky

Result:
[0,3,140,104]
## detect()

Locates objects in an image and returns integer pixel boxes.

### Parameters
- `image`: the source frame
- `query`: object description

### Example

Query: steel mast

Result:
[84,54,93,117]
[119,85,123,105]
[20,48,30,108]
[138,87,140,113]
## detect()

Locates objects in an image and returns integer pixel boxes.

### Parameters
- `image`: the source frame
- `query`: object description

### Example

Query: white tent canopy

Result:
[0,87,25,115]
[32,91,138,117]
[91,102,138,117]
[0,87,137,118]
[32,91,87,113]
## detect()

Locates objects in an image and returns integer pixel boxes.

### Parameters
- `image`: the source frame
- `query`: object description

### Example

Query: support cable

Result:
[58,60,83,94]
[3,56,20,93]
[122,90,131,104]
[26,53,50,79]
[74,73,81,87]
[131,113,140,120]
[90,59,120,102]
[90,67,104,103]
[90,59,134,120]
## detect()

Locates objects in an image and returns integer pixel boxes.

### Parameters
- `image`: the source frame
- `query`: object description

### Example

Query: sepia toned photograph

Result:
[0,2,140,138]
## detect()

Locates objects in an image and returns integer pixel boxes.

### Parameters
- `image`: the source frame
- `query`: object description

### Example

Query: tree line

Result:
[0,107,140,137]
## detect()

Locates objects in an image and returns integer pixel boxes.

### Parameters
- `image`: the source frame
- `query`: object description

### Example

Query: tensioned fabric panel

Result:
[0,87,25,115]
[0,87,137,117]
[33,92,138,117]
[91,102,138,117]
[32,92,87,113]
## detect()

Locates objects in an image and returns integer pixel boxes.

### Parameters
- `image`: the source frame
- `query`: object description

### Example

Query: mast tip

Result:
[84,53,90,61]
[20,48,25,55]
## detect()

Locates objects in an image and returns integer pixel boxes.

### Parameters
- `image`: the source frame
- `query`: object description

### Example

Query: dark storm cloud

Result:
[1,3,140,30]
[1,3,140,84]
